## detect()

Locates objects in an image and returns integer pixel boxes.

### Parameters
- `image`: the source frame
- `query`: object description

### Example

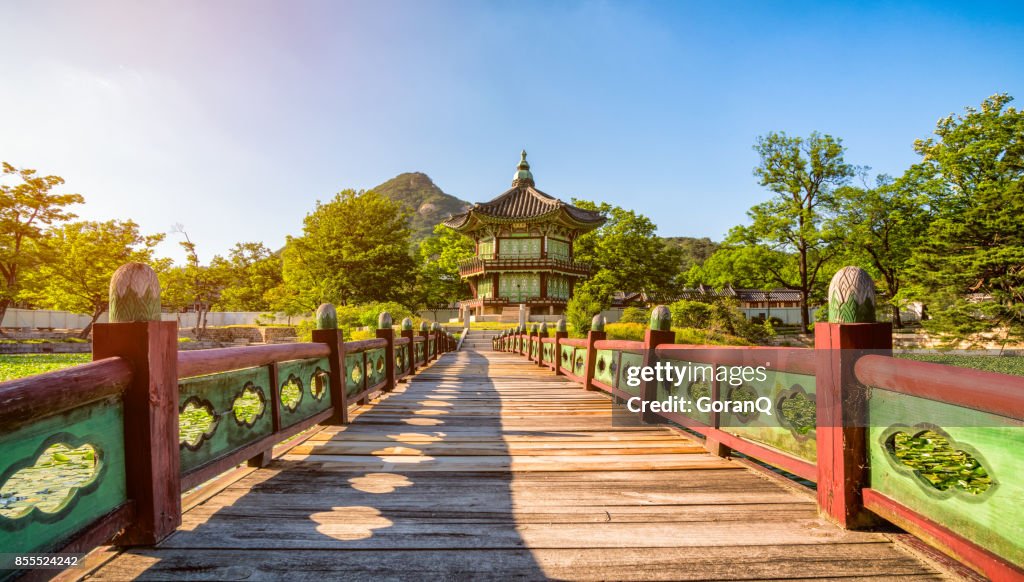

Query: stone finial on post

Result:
[816,266,890,529]
[591,314,606,332]
[94,262,180,545]
[315,303,338,330]
[109,262,162,323]
[401,317,414,331]
[556,318,567,333]
[378,311,394,329]
[419,322,429,332]
[828,266,876,323]
[640,305,674,422]
[312,303,348,424]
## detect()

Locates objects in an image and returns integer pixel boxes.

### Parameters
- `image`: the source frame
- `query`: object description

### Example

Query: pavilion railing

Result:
[0,263,457,580]
[496,268,1024,580]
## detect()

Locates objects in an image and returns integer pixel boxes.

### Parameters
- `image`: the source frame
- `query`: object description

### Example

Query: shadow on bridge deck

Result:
[85,344,952,580]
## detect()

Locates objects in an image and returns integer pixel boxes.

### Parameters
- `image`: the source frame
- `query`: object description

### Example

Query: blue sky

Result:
[2,1,1022,263]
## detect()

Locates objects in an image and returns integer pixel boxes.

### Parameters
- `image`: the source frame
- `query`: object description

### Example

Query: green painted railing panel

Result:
[415,342,425,364]
[395,345,409,375]
[429,338,436,355]
[366,348,387,388]
[559,344,575,374]
[0,399,127,555]
[869,389,1024,568]
[594,349,616,386]
[655,358,712,426]
[276,358,332,428]
[719,369,817,462]
[616,352,644,396]
[542,342,553,364]
[344,352,365,397]
[178,366,274,474]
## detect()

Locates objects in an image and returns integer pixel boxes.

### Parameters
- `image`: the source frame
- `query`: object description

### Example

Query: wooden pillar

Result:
[377,312,395,392]
[430,322,440,360]
[312,303,348,425]
[401,318,416,375]
[584,315,606,391]
[553,319,568,376]
[815,267,891,528]
[92,263,181,545]
[536,323,549,367]
[640,306,675,423]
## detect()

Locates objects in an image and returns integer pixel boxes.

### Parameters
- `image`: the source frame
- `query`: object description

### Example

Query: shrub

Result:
[619,307,650,324]
[566,287,606,336]
[669,300,712,328]
[605,322,646,342]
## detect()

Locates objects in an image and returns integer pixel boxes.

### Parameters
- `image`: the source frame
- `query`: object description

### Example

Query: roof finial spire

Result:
[513,149,534,186]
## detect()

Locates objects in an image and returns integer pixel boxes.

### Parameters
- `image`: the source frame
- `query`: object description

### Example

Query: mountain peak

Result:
[372,172,470,242]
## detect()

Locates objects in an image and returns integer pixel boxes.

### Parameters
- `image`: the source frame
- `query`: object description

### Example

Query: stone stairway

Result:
[461,329,501,351]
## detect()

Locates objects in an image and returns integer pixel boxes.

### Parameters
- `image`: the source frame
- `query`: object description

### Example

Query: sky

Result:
[2,1,1023,263]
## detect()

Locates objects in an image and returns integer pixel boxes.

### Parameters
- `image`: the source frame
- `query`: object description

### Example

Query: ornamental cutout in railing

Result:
[0,443,99,519]
[232,383,266,427]
[280,375,303,412]
[351,363,363,385]
[777,386,816,439]
[885,428,994,496]
[688,380,712,402]
[311,369,328,400]
[727,385,760,423]
[179,397,218,449]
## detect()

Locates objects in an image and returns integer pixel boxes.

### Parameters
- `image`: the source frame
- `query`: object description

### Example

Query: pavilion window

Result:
[547,239,570,261]
[478,239,495,259]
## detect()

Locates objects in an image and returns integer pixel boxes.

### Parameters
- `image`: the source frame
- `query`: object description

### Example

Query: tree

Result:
[416,223,473,308]
[728,132,855,332]
[830,170,933,328]
[212,242,283,311]
[565,282,607,336]
[571,200,681,302]
[283,190,417,307]
[164,225,229,337]
[907,94,1024,344]
[0,162,83,328]
[21,220,165,337]
[685,244,790,289]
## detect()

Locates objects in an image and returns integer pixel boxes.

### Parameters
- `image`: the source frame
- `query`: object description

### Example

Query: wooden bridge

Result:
[76,339,952,580]
[1,265,1022,581]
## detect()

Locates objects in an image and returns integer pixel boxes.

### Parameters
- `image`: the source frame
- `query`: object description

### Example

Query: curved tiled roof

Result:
[443,185,604,228]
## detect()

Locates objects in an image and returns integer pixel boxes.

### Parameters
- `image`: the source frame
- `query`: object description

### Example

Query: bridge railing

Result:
[0,263,457,578]
[495,267,1023,579]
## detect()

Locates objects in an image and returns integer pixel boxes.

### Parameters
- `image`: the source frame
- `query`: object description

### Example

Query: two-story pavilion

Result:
[443,151,605,319]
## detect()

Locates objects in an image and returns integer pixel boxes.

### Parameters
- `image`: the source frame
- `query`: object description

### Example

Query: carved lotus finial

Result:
[378,311,393,329]
[315,303,338,330]
[591,314,606,332]
[109,263,161,322]
[828,266,876,323]
[556,318,567,333]
[650,305,672,331]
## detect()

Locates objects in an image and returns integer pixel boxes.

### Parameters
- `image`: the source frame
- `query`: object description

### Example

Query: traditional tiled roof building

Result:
[443,151,605,318]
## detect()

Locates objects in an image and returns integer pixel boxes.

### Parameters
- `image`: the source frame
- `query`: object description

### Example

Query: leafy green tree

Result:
[685,244,789,289]
[163,226,229,337]
[728,132,855,332]
[669,299,712,328]
[830,170,933,328]
[619,307,650,324]
[907,94,1024,343]
[212,242,283,311]
[417,223,473,307]
[0,162,83,327]
[21,220,165,337]
[283,190,416,307]
[571,200,680,301]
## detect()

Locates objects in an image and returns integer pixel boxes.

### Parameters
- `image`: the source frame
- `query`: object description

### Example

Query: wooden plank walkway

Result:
[86,343,953,580]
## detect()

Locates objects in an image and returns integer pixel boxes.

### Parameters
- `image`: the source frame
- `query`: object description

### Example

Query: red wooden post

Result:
[815,267,892,528]
[553,319,568,375]
[583,315,607,390]
[92,263,181,545]
[430,322,440,359]
[640,306,675,424]
[401,318,417,375]
[312,303,348,425]
[377,312,396,392]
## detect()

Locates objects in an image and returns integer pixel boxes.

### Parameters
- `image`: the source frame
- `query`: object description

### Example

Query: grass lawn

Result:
[896,353,1024,377]
[0,354,91,382]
